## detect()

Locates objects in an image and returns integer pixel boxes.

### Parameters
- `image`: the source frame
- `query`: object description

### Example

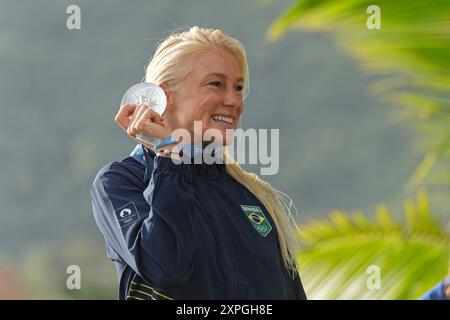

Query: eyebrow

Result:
[203,73,244,83]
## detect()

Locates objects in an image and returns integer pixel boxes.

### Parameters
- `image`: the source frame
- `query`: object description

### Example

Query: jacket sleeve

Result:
[419,278,449,300]
[90,156,197,290]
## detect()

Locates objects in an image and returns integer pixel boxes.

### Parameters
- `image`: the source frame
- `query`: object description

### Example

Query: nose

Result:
[223,86,243,110]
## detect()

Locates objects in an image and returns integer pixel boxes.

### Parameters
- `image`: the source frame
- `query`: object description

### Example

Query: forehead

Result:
[189,49,243,82]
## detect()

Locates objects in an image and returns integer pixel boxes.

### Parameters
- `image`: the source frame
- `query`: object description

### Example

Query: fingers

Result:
[149,109,164,124]
[125,105,168,137]
[115,103,169,145]
[132,108,167,138]
[115,104,138,132]
[137,120,168,141]
[128,105,147,136]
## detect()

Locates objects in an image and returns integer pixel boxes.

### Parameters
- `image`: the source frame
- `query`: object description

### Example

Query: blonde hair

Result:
[145,26,300,276]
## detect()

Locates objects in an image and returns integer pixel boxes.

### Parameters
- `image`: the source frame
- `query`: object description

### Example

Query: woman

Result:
[91,26,306,300]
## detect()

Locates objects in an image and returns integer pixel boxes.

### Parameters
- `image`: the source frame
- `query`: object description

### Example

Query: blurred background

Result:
[0,0,448,299]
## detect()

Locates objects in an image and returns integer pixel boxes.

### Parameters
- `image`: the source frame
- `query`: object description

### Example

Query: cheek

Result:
[178,103,213,136]
[199,98,219,120]
[175,100,203,124]
[176,95,223,129]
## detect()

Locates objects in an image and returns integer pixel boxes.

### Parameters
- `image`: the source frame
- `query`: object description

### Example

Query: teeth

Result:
[211,114,233,124]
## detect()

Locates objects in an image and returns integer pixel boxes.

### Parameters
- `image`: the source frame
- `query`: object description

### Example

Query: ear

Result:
[160,82,175,112]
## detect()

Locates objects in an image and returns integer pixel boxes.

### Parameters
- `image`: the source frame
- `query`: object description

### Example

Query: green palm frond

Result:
[268,0,450,194]
[297,189,450,299]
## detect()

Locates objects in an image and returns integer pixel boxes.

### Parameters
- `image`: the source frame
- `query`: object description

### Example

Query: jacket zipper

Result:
[200,177,238,297]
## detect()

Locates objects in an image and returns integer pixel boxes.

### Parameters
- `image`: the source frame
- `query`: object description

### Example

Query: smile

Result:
[211,114,234,124]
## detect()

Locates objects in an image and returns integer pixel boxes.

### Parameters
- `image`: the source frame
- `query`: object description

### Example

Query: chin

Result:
[222,133,235,146]
[203,125,235,146]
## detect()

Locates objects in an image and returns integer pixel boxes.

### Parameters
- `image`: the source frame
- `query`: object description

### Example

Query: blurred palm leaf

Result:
[268,0,450,195]
[297,189,449,299]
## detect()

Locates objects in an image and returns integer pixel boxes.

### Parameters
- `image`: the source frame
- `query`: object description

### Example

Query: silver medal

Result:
[120,82,167,116]
[120,82,167,147]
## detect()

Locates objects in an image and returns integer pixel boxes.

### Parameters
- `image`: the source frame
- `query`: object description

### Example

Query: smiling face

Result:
[165,48,245,145]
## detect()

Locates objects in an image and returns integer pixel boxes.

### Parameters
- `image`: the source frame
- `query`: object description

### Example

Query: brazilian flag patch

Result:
[240,205,272,237]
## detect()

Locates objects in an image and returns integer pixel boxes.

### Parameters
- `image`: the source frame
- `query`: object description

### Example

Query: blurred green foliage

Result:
[269,0,450,203]
[298,189,449,299]
[270,0,450,299]
[0,0,446,299]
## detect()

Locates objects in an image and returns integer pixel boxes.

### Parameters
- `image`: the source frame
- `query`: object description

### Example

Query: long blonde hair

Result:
[145,26,300,276]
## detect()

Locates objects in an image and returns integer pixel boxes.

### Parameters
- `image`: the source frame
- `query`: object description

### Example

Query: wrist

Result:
[156,144,181,159]
[154,136,179,150]
[153,136,180,158]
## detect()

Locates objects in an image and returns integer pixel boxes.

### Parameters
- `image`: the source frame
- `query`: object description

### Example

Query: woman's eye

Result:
[208,81,243,93]
[209,81,222,88]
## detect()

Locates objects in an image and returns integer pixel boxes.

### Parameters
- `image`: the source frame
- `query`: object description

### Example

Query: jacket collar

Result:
[130,144,156,183]
[130,143,226,183]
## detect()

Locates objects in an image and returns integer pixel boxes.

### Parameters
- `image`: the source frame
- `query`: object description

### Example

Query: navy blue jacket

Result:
[90,144,307,300]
